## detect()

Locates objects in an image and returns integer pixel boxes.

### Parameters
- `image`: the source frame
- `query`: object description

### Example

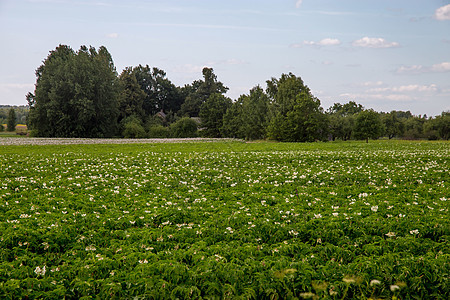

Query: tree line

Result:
[25,45,449,141]
[0,106,28,132]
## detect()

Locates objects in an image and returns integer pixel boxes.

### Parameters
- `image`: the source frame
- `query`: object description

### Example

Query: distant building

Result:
[156,110,166,120]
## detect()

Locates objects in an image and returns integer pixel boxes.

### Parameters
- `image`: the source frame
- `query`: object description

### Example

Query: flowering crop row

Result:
[0,140,448,299]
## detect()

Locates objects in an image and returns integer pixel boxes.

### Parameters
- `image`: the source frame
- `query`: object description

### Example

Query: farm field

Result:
[0,140,448,299]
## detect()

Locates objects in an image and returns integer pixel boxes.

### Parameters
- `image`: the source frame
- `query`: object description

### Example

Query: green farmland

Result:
[0,140,448,299]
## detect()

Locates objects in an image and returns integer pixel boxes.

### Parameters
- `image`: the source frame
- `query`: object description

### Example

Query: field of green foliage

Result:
[0,140,448,299]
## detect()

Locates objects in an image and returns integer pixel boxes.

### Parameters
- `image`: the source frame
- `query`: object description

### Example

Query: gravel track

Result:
[0,137,241,146]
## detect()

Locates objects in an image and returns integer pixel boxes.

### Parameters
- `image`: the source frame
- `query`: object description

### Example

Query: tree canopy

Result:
[179,67,228,117]
[117,67,146,123]
[199,93,232,138]
[266,73,327,142]
[25,45,449,141]
[132,65,183,116]
[27,45,118,137]
[6,108,16,132]
[354,109,384,143]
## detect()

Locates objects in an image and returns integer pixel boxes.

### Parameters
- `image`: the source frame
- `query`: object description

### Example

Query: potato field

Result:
[0,140,448,299]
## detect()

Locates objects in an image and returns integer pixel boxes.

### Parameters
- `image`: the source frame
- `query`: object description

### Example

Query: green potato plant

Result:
[0,140,448,299]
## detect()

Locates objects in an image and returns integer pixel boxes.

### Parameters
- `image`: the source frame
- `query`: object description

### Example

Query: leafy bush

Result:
[147,125,170,138]
[170,117,198,138]
[121,116,146,138]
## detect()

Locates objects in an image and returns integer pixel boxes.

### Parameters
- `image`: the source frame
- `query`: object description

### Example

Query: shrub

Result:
[121,116,146,138]
[170,117,198,138]
[147,125,170,138]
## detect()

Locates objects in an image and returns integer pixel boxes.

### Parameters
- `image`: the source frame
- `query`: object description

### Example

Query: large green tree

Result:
[199,93,232,137]
[6,108,16,132]
[222,86,270,140]
[266,73,327,142]
[117,67,146,123]
[403,116,425,139]
[328,114,355,141]
[424,111,450,140]
[180,67,228,117]
[132,65,183,116]
[328,101,364,116]
[27,45,119,137]
[327,101,363,140]
[353,109,384,143]
[382,111,405,139]
[241,86,270,140]
[221,97,244,138]
[436,112,450,140]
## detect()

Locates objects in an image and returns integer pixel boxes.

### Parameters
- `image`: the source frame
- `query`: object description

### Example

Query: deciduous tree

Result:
[6,108,16,132]
[221,97,244,138]
[117,67,146,123]
[424,111,450,140]
[241,86,270,140]
[267,73,327,142]
[199,93,232,137]
[382,111,405,139]
[27,45,119,137]
[222,86,270,140]
[132,65,183,116]
[354,109,383,143]
[327,101,363,140]
[180,68,228,117]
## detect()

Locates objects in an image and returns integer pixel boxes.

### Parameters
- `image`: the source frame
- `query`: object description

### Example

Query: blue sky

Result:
[1,0,449,116]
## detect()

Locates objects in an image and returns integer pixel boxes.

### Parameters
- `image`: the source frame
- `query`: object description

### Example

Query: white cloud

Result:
[317,38,341,46]
[400,84,438,92]
[0,83,34,90]
[295,0,303,8]
[106,33,118,38]
[302,41,315,46]
[396,62,450,74]
[361,81,384,87]
[434,4,450,20]
[384,94,412,102]
[431,62,450,72]
[340,83,439,104]
[339,92,412,102]
[301,38,341,47]
[369,84,438,93]
[352,37,399,48]
[172,64,206,74]
[396,84,437,92]
[396,65,424,74]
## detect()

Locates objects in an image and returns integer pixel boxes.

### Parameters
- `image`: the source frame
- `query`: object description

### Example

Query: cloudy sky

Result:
[1,0,449,116]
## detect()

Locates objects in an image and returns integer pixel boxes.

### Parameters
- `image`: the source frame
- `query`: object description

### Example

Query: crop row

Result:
[0,141,448,299]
